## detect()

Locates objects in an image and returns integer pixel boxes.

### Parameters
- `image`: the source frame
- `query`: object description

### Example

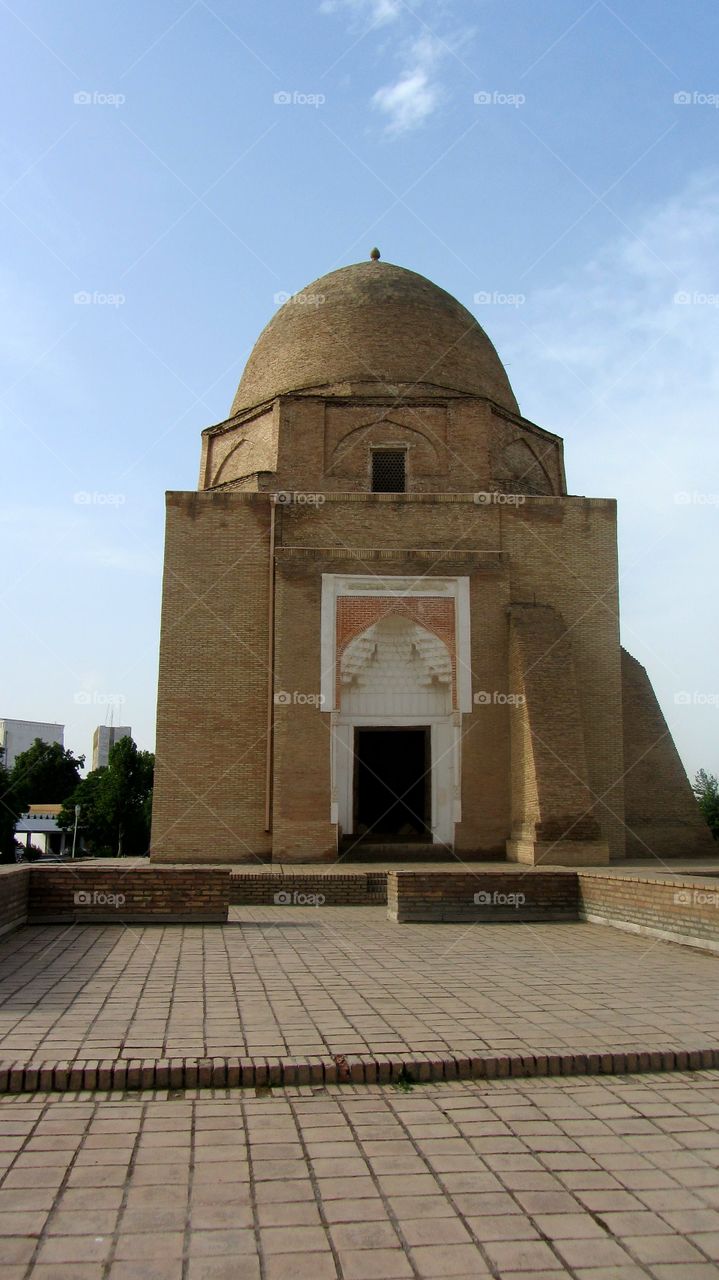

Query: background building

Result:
[0,719,64,769]
[92,725,132,770]
[14,804,66,857]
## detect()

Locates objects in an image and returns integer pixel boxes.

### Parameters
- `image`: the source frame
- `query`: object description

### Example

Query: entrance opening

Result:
[354,727,429,841]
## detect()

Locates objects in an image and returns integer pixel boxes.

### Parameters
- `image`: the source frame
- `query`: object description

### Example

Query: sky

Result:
[0,0,717,782]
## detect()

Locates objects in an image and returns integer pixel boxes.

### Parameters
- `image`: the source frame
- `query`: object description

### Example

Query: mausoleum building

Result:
[151,256,711,865]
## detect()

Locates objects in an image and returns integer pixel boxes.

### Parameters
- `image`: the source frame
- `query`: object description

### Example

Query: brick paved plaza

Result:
[2,1073,719,1279]
[1,909,718,1067]
[2,910,719,1276]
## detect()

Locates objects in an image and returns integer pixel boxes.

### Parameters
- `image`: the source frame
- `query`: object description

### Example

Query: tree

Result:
[0,740,84,863]
[693,770,719,840]
[59,737,154,856]
[0,750,19,863]
[9,739,84,817]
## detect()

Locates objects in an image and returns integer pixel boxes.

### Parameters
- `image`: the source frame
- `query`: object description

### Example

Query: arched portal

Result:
[335,614,457,845]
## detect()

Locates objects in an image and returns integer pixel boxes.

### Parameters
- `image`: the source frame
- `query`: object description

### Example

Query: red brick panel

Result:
[388,870,578,922]
[28,866,231,922]
[229,871,386,905]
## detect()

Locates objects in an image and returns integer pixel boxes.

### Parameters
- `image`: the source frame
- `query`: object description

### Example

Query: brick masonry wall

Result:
[249,395,564,499]
[621,648,714,858]
[272,562,337,861]
[578,870,719,952]
[151,493,273,864]
[388,870,578,922]
[28,867,231,922]
[152,473,684,865]
[0,866,29,935]
[229,871,386,905]
[501,500,625,860]
[507,603,605,862]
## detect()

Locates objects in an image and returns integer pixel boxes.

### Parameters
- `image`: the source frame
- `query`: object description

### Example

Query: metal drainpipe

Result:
[264,495,277,833]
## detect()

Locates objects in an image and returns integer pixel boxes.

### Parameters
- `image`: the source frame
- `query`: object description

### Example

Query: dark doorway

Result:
[354,727,429,840]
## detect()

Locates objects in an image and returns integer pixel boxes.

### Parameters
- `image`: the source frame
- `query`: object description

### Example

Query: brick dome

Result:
[230,260,519,416]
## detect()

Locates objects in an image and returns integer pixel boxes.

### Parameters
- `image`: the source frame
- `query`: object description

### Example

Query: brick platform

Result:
[2,861,719,949]
[388,869,578,922]
[5,1074,719,1279]
[2,905,719,1096]
[27,865,230,923]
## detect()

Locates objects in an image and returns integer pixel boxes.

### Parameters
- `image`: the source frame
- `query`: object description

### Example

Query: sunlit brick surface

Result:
[2,1073,719,1278]
[1,910,718,1067]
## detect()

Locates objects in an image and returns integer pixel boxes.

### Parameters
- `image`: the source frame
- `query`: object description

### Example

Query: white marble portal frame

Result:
[320,574,472,846]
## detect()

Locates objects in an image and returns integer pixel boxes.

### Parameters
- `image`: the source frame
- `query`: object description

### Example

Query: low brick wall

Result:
[28,866,230,923]
[0,866,29,936]
[388,870,578,922]
[578,870,719,953]
[230,871,387,906]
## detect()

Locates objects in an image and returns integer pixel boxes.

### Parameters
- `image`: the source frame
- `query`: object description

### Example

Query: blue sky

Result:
[1,0,717,780]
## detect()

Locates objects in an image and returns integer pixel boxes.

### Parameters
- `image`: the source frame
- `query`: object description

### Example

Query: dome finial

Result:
[369,246,381,261]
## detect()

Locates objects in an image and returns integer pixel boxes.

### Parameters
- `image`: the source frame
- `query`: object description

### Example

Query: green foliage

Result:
[10,739,84,815]
[0,739,84,863]
[693,769,719,840]
[59,737,154,856]
[0,751,19,863]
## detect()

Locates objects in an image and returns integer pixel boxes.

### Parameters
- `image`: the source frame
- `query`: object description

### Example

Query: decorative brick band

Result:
[2,1046,718,1095]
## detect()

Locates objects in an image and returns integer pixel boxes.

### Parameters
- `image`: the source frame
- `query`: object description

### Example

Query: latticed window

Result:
[371,449,406,493]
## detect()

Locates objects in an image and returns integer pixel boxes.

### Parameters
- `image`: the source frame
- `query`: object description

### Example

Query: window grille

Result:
[371,449,406,493]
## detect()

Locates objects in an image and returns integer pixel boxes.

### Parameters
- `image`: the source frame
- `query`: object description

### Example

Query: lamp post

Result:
[71,805,80,860]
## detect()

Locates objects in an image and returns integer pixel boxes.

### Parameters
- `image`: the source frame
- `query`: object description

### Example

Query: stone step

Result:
[338,840,491,862]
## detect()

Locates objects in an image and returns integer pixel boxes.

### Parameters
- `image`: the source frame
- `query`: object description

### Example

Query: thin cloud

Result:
[323,2,469,136]
[320,0,403,24]
[372,32,448,134]
[373,68,439,134]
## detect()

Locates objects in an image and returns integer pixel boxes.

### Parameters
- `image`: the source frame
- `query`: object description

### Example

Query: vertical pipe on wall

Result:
[264,496,277,833]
